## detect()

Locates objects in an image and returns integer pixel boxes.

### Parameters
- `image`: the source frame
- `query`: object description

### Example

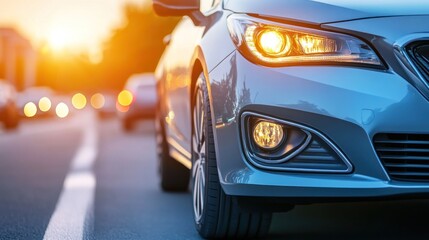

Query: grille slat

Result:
[287,139,350,171]
[374,133,429,182]
[380,155,429,161]
[377,147,429,153]
[294,155,337,162]
[390,172,429,177]
[374,139,429,145]
[385,163,429,169]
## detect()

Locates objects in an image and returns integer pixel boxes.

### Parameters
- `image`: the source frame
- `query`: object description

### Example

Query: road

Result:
[1,109,429,240]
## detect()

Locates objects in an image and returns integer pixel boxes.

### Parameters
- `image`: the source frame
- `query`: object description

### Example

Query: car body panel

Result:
[155,12,236,158]
[322,15,429,101]
[224,0,429,24]
[120,73,157,120]
[209,51,429,197]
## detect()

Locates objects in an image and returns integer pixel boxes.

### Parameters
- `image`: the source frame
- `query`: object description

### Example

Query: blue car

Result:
[153,0,429,238]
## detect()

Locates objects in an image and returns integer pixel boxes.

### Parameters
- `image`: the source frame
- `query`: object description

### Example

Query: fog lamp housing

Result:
[241,112,353,173]
[243,113,311,163]
[252,121,285,150]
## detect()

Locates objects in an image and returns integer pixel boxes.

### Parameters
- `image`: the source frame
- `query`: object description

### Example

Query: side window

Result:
[200,0,221,14]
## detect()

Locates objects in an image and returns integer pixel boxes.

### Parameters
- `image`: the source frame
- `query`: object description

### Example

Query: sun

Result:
[47,27,73,51]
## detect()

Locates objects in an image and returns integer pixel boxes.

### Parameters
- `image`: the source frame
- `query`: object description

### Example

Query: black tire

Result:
[4,103,19,130]
[155,104,190,192]
[122,118,134,132]
[192,74,272,239]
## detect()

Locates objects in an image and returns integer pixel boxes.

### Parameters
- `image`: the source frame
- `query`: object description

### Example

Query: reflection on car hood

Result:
[224,0,429,24]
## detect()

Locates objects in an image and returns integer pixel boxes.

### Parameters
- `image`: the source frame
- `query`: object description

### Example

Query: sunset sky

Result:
[0,0,146,56]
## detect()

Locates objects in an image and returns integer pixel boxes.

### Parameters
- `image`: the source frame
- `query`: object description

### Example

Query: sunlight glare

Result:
[47,27,73,51]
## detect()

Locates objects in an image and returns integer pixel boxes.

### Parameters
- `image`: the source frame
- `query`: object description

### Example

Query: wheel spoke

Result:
[196,174,200,215]
[192,136,199,155]
[199,107,205,142]
[193,109,200,145]
[200,141,206,156]
[192,86,207,223]
[193,159,200,177]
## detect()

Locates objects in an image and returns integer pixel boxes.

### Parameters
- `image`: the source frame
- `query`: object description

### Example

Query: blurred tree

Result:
[36,2,179,93]
[37,49,96,93]
[98,2,179,90]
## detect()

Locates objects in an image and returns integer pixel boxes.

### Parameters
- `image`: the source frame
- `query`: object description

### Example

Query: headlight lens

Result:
[227,14,382,67]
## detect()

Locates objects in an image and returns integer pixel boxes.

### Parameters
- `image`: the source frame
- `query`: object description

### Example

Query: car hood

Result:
[224,0,429,24]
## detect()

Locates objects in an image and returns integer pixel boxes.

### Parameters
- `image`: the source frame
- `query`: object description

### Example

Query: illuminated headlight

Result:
[38,97,52,112]
[227,14,382,66]
[252,121,285,150]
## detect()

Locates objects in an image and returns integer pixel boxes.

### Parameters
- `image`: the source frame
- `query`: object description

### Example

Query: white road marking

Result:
[43,110,98,240]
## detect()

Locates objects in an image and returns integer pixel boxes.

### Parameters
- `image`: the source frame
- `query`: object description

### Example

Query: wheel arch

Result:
[189,47,220,168]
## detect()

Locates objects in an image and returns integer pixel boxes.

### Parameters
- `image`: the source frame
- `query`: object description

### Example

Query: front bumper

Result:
[208,51,429,200]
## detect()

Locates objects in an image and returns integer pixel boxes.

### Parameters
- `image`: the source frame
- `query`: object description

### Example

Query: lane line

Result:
[43,110,98,240]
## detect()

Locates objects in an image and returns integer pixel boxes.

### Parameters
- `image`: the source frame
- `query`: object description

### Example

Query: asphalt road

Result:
[1,109,429,240]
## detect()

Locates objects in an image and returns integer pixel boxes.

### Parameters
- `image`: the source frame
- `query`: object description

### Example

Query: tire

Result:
[192,74,272,239]
[122,118,134,132]
[155,103,190,192]
[4,103,19,130]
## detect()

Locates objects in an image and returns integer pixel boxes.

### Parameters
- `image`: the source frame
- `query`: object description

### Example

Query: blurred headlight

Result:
[72,93,87,110]
[117,90,133,107]
[55,102,69,118]
[24,102,37,118]
[38,97,52,112]
[91,93,105,109]
[227,14,382,67]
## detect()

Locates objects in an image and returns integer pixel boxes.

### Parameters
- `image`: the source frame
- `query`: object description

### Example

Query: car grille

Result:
[374,133,429,181]
[406,41,429,84]
[287,138,350,171]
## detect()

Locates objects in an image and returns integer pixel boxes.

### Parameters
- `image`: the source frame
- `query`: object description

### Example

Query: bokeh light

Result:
[72,93,87,110]
[56,102,69,118]
[116,101,129,113]
[38,97,52,112]
[117,90,133,107]
[91,93,105,109]
[24,102,37,118]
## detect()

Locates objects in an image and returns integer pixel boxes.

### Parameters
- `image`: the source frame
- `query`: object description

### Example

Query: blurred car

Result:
[118,73,157,131]
[154,0,429,238]
[93,91,117,118]
[18,86,57,118]
[0,80,19,129]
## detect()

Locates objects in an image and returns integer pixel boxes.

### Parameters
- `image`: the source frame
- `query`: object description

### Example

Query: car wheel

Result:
[192,73,272,239]
[155,104,190,191]
[4,103,19,130]
[122,118,134,132]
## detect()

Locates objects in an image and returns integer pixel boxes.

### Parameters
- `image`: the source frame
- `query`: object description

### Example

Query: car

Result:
[118,73,157,131]
[93,91,117,118]
[18,86,57,118]
[0,80,19,129]
[153,0,429,238]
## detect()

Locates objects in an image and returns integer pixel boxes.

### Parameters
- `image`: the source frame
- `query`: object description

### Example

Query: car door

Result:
[161,17,205,154]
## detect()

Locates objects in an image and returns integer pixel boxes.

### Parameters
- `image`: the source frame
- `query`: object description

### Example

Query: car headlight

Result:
[227,14,382,67]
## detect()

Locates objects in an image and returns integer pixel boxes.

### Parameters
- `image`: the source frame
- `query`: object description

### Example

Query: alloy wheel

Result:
[192,88,206,223]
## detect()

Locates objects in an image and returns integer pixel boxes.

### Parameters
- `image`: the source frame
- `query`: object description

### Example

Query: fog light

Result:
[253,121,284,150]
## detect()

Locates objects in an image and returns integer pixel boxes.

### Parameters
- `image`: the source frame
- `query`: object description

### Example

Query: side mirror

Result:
[153,0,200,17]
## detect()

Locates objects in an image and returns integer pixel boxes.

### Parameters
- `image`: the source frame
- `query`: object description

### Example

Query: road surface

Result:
[1,110,428,239]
